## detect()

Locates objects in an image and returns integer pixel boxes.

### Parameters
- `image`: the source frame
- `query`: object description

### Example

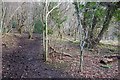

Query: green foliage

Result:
[95,7,106,17]
[50,4,67,29]
[12,21,17,28]
[79,4,84,10]
[48,28,53,35]
[34,20,43,34]
[77,2,107,32]
[114,9,120,21]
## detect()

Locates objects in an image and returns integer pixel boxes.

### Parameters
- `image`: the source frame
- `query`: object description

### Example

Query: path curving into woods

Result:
[2,33,71,78]
[2,33,119,79]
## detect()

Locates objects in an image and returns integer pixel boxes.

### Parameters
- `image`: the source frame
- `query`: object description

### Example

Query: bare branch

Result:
[46,2,62,17]
[5,2,25,27]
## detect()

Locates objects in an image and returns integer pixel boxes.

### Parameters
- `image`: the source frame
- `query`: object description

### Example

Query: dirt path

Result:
[2,33,71,78]
[2,33,119,78]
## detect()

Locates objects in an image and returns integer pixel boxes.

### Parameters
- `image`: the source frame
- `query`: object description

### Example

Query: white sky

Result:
[2,0,119,2]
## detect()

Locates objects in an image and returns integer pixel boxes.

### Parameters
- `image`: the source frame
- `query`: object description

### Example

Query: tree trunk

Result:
[57,27,62,39]
[18,25,24,34]
[1,2,7,35]
[74,28,77,41]
[45,2,48,61]
[74,2,85,72]
[80,50,83,72]
[45,1,61,62]
[28,32,33,39]
[95,6,117,44]
[43,30,45,51]
[89,16,97,39]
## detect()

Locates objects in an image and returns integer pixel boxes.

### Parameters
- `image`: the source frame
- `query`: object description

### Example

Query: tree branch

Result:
[5,2,25,28]
[46,2,62,17]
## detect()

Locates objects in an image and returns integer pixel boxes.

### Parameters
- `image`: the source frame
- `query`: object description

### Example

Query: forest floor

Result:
[49,37,119,78]
[2,33,119,78]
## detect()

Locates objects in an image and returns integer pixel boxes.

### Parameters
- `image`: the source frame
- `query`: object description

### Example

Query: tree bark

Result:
[74,2,85,72]
[45,1,49,61]
[95,5,117,44]
[1,2,7,35]
[45,1,61,61]
[89,16,97,39]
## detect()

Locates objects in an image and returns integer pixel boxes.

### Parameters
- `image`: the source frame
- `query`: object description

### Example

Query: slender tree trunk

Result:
[28,30,33,39]
[28,3,34,39]
[87,15,97,48]
[89,16,97,39]
[79,50,83,72]
[58,27,62,39]
[74,2,85,72]
[40,3,46,54]
[45,1,61,61]
[18,25,24,34]
[45,1,48,61]
[1,2,6,35]
[43,30,45,51]
[74,28,77,41]
[28,25,34,39]
[89,3,99,40]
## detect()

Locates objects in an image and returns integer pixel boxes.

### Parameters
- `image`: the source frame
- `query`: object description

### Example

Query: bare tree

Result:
[45,0,61,61]
[1,1,6,35]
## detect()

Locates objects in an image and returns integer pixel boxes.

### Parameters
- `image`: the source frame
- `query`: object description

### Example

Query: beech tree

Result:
[45,1,61,61]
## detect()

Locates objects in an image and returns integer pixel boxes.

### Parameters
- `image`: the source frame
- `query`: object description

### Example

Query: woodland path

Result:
[2,33,71,78]
[2,33,119,78]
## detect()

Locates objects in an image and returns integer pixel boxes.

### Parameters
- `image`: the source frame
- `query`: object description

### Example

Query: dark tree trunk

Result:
[90,16,97,39]
[95,5,117,44]
[18,25,24,34]
[88,5,118,48]
[28,32,33,39]
[74,28,77,41]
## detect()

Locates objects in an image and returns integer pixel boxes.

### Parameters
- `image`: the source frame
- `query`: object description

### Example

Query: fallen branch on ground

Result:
[48,45,73,58]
